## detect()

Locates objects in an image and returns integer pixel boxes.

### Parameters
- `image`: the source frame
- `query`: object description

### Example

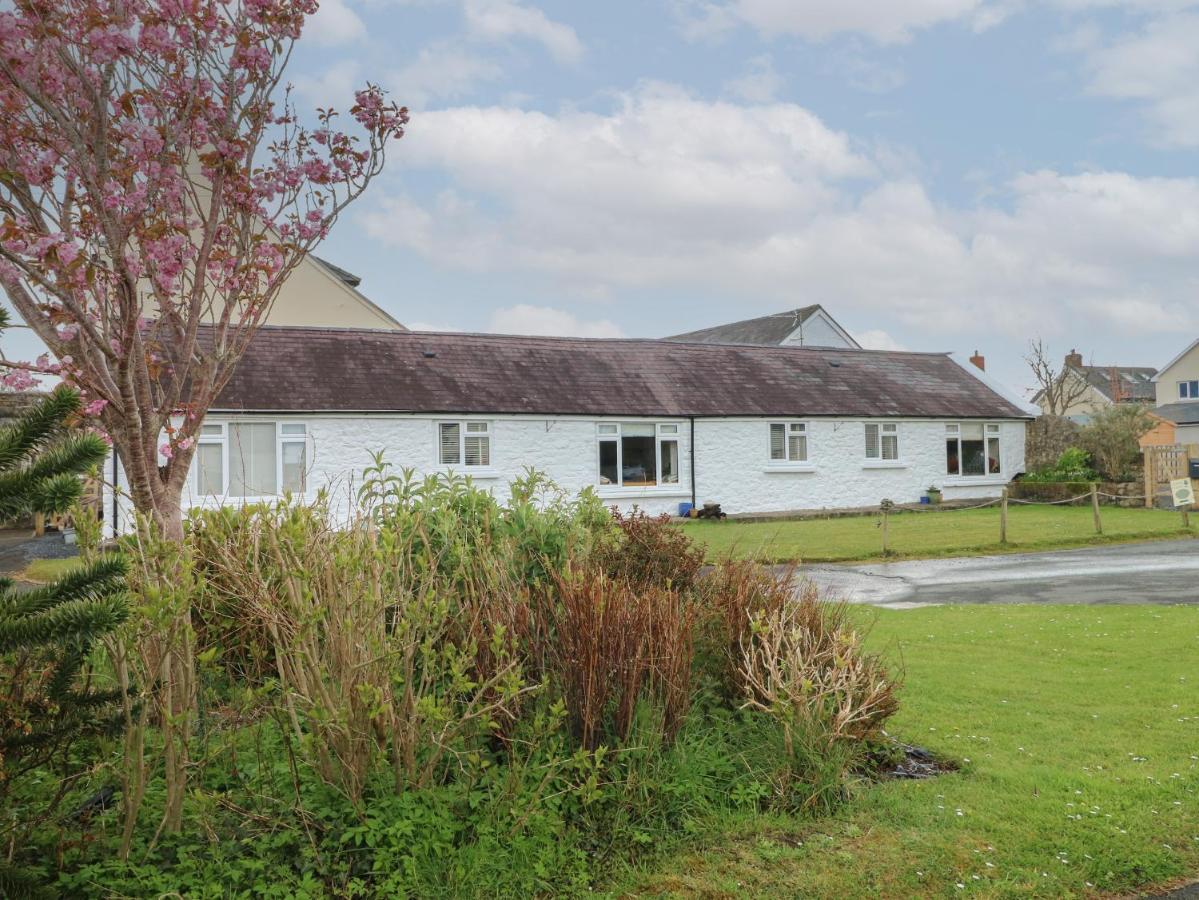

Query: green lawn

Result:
[681,505,1195,563]
[18,556,81,582]
[623,604,1199,898]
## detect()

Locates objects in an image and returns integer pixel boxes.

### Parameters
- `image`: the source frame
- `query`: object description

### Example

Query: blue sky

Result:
[11,0,1197,395]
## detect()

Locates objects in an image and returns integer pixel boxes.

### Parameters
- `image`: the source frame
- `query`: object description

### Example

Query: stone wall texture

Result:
[104,414,1029,536]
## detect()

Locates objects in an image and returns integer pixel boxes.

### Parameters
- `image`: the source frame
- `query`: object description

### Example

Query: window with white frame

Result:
[1180,380,1199,400]
[864,423,899,461]
[439,421,491,467]
[194,421,307,496]
[945,423,1001,476]
[769,422,809,463]
[597,423,680,488]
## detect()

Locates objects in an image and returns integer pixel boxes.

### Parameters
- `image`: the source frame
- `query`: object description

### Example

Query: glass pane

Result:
[789,423,805,433]
[228,422,277,497]
[282,441,306,493]
[464,435,490,466]
[201,423,223,436]
[961,423,985,440]
[197,442,223,494]
[865,424,880,459]
[621,435,656,485]
[961,438,986,475]
[599,440,618,485]
[280,423,305,435]
[770,424,786,460]
[659,424,679,434]
[945,424,959,434]
[881,434,899,461]
[597,424,619,435]
[986,424,1000,434]
[439,423,461,465]
[622,423,655,437]
[661,440,679,484]
[466,422,488,433]
[788,434,807,462]
[946,439,960,475]
[987,437,1002,474]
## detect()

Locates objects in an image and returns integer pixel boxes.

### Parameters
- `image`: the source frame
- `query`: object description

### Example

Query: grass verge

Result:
[620,604,1199,898]
[680,505,1195,563]
[18,556,81,582]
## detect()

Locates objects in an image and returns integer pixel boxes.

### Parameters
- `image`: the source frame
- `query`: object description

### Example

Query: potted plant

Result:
[926,485,943,505]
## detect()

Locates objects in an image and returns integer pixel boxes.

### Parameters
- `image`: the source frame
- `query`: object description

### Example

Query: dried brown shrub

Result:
[548,571,696,749]
[592,508,706,593]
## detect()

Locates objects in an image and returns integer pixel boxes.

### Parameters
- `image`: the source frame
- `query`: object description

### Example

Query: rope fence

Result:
[873,482,1192,556]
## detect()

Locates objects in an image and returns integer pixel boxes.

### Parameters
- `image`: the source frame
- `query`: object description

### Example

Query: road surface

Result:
[800,538,1199,608]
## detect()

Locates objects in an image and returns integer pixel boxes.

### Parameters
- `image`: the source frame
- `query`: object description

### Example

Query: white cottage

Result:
[105,326,1033,534]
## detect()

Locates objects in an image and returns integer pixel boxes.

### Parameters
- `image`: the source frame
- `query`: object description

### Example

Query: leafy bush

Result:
[1021,446,1098,483]
[1078,404,1155,482]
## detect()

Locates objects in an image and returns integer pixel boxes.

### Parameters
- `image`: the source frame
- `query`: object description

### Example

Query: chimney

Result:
[969,350,985,372]
[1065,349,1083,369]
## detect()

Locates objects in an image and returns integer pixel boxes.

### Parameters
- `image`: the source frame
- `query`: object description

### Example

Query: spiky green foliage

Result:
[0,385,108,522]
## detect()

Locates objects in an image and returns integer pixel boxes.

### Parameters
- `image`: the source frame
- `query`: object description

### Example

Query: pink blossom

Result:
[82,397,109,416]
[159,442,174,460]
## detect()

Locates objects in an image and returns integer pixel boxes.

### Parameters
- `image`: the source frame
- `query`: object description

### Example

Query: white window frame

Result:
[765,421,815,472]
[191,419,310,498]
[437,420,493,470]
[944,422,1003,480]
[596,422,684,491]
[863,422,902,466]
[1180,380,1199,401]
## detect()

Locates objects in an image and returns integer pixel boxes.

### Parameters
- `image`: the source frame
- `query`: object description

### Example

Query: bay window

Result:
[439,421,491,468]
[946,423,1001,476]
[597,423,680,488]
[194,421,308,497]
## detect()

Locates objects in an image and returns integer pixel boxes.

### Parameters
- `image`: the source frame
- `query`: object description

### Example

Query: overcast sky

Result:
[9,0,1199,395]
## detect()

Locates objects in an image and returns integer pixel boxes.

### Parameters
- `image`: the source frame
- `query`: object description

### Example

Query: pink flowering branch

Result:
[0,0,406,538]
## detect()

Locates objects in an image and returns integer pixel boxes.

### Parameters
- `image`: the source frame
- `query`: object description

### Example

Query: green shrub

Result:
[1021,446,1098,483]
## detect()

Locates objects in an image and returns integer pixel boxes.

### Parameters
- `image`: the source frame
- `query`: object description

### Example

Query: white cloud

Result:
[723,55,782,103]
[306,0,367,45]
[679,0,992,44]
[388,41,504,108]
[292,59,362,110]
[363,85,1199,343]
[1076,12,1199,146]
[857,329,908,351]
[489,304,625,337]
[463,0,583,63]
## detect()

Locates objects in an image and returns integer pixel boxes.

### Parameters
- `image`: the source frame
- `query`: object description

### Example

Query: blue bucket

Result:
[678,502,694,517]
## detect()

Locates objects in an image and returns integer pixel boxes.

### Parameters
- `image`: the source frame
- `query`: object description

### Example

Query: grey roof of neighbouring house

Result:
[1153,402,1199,425]
[1071,365,1158,402]
[663,306,827,346]
[209,326,1030,419]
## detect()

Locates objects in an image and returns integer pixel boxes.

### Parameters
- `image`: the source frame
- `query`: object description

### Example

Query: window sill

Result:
[763,464,816,474]
[943,475,1007,487]
[862,460,908,470]
[597,486,690,500]
[440,467,501,479]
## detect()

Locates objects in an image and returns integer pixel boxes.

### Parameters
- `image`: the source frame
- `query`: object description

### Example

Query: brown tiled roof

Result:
[211,326,1030,419]
[664,305,825,346]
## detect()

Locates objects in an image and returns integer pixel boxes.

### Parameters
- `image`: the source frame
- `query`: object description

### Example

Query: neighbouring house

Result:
[265,255,405,330]
[1151,338,1199,446]
[1032,349,1158,421]
[104,327,1033,535]
[664,305,861,350]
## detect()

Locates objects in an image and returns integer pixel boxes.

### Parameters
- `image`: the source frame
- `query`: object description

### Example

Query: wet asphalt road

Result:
[800,538,1199,608]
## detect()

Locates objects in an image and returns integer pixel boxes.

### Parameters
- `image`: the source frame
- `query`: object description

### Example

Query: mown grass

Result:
[621,604,1199,898]
[19,556,81,582]
[680,505,1195,563]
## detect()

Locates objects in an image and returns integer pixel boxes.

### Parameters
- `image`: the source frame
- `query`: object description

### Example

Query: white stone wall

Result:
[103,413,1027,536]
[692,418,1026,514]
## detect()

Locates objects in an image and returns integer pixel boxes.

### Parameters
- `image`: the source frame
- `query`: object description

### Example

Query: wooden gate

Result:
[1144,444,1198,508]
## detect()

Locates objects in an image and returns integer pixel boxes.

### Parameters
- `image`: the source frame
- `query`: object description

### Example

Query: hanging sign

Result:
[1170,478,1195,509]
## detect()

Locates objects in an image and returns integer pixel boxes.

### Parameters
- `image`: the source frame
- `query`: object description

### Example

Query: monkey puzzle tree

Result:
[0,0,407,539]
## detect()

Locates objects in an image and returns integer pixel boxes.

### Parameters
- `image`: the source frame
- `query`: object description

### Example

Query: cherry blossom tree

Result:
[0,0,407,538]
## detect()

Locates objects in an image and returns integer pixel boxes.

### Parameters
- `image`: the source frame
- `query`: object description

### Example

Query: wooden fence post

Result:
[1091,483,1103,535]
[1000,488,1008,545]
[1144,451,1154,509]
